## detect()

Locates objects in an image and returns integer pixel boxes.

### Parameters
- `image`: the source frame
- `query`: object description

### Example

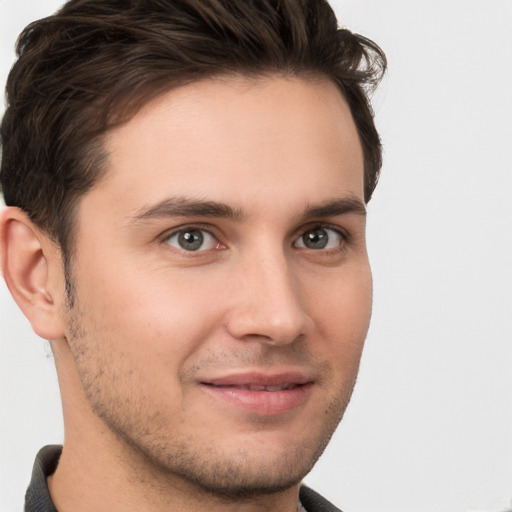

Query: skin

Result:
[1,75,372,512]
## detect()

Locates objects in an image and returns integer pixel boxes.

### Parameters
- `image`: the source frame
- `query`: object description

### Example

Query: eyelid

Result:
[295,222,350,240]
[160,222,218,239]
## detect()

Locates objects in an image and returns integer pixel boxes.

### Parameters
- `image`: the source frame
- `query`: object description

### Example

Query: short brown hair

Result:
[1,0,386,257]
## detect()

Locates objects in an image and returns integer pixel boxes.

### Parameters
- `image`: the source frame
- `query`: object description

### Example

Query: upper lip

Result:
[200,371,314,388]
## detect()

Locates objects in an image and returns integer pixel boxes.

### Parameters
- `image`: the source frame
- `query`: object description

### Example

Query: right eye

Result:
[164,228,220,252]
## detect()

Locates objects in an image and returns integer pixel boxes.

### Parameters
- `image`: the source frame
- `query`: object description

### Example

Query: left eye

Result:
[165,229,219,252]
[294,227,344,250]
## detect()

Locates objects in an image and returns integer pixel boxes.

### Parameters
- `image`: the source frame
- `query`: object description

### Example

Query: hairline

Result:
[60,69,356,252]
[58,70,363,307]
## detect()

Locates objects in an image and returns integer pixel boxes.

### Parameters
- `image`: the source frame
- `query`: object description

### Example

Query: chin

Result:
[131,422,337,500]
[166,448,314,499]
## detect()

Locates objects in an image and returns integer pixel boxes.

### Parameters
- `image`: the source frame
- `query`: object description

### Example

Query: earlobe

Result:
[0,207,66,340]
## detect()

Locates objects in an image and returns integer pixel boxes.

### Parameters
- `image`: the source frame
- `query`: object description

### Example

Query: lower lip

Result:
[200,383,313,415]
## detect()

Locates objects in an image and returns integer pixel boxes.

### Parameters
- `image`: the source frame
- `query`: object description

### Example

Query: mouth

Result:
[208,383,301,391]
[199,372,314,415]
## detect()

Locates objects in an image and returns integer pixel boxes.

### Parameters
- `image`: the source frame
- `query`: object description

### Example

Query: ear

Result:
[0,207,66,340]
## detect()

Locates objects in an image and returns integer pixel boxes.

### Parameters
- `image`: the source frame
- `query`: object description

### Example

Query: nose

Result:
[225,251,311,345]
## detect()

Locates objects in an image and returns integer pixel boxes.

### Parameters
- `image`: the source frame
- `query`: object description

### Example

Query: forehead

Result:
[84,75,364,220]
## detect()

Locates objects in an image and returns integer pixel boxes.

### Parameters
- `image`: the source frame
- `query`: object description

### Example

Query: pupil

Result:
[304,228,328,249]
[178,230,203,251]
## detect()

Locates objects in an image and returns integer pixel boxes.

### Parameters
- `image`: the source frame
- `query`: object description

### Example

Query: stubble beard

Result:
[64,299,358,501]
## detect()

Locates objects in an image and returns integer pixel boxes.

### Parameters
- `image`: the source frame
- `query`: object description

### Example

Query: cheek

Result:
[73,259,224,364]
[309,264,372,361]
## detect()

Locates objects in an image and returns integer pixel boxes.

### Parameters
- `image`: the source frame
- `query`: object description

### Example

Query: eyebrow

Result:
[128,197,245,224]
[127,195,366,226]
[300,197,367,220]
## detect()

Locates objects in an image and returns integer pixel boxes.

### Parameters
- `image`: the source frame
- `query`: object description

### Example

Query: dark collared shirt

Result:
[25,445,60,512]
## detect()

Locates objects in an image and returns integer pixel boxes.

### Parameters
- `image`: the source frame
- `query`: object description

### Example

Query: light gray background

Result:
[1,1,511,511]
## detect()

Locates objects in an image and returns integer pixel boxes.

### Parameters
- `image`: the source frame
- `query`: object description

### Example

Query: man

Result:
[0,0,385,510]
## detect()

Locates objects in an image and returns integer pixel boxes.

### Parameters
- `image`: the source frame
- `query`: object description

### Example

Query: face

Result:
[63,76,372,496]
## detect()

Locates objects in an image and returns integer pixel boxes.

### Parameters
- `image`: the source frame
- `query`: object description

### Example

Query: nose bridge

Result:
[226,244,309,344]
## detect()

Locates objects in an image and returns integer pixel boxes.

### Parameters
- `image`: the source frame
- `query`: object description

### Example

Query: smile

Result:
[199,372,314,415]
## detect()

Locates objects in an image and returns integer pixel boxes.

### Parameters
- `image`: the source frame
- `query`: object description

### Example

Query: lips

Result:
[199,371,313,415]
[213,383,299,391]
